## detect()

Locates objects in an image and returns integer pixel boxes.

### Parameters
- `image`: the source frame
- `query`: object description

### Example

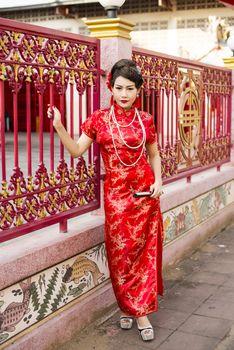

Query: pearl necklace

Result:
[111,106,138,128]
[108,106,146,167]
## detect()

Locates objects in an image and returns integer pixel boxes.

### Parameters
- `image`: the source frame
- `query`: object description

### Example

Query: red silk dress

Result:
[82,103,164,317]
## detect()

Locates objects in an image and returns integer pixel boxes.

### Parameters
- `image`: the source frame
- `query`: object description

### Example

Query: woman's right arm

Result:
[48,106,93,158]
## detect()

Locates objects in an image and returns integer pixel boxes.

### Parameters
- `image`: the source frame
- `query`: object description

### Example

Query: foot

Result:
[119,313,134,330]
[136,316,154,341]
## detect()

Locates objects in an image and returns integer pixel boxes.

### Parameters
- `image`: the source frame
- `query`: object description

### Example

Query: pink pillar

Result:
[100,38,133,108]
[84,18,135,109]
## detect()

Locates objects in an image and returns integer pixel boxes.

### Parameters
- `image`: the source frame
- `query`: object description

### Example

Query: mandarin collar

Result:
[113,102,136,117]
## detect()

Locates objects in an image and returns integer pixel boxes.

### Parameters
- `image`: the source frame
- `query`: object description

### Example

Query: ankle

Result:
[136,316,151,328]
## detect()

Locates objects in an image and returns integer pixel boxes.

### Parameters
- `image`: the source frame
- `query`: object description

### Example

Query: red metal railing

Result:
[0,18,101,242]
[133,47,232,183]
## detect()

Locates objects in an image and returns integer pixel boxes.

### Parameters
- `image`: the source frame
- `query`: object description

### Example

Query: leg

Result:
[136,315,151,328]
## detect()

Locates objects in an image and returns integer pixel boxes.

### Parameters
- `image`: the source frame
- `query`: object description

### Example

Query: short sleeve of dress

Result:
[147,114,157,144]
[81,111,97,140]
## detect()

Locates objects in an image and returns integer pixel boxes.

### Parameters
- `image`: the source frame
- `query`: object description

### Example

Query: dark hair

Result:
[110,59,143,89]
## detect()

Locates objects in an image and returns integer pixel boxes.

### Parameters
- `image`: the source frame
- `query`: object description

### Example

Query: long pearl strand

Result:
[108,105,146,167]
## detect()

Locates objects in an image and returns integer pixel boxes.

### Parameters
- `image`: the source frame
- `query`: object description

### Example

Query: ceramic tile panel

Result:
[0,243,109,345]
[163,180,234,244]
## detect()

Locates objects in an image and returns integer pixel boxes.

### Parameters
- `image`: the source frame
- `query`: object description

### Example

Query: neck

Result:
[114,102,135,111]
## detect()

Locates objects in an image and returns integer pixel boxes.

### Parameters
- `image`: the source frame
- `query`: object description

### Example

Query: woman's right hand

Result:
[47,106,62,129]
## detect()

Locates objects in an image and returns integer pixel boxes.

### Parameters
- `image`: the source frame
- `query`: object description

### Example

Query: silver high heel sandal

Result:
[119,316,134,330]
[136,320,154,341]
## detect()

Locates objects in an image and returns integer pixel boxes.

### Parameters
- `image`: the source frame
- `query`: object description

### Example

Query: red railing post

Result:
[0,79,6,181]
[69,82,74,169]
[38,92,44,164]
[0,18,101,243]
[13,91,19,168]
[26,81,32,177]
[60,220,68,233]
[49,82,55,173]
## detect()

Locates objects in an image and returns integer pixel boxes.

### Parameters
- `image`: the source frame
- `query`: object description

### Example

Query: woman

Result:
[48,59,164,342]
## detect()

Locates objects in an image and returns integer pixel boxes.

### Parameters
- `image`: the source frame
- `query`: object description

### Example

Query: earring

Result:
[110,94,114,106]
[135,94,141,109]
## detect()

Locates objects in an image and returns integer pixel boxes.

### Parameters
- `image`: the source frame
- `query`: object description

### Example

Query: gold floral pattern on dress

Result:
[82,103,164,317]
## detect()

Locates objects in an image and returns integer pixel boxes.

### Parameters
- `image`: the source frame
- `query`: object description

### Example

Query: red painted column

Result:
[167,91,170,144]
[59,91,67,233]
[171,90,174,146]
[0,80,6,181]
[151,89,155,123]
[59,94,65,160]
[86,85,92,164]
[13,91,19,168]
[49,83,54,173]
[70,83,74,169]
[79,94,82,136]
[26,82,32,176]
[38,93,44,164]
[206,94,210,140]
[156,93,161,144]
[161,89,165,148]
[175,90,178,141]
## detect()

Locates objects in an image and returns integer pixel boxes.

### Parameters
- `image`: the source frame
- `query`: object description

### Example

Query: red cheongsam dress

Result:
[81,103,164,317]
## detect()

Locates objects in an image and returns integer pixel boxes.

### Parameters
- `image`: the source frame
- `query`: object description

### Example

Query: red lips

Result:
[120,100,128,103]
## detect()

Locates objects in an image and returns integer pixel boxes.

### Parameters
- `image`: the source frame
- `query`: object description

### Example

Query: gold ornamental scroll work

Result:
[0,28,98,231]
[178,68,202,169]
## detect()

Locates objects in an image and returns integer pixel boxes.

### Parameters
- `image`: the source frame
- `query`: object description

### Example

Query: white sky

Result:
[0,0,95,10]
[0,0,53,7]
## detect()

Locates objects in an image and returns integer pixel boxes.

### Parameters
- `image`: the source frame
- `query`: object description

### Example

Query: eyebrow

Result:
[115,84,135,88]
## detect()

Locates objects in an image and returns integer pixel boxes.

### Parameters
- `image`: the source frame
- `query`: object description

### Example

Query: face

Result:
[112,76,139,110]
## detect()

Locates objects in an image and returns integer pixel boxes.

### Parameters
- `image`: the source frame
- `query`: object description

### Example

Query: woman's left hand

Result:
[150,181,163,198]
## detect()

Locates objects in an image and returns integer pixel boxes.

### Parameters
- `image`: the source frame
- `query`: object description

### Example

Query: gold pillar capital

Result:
[84,17,135,40]
[223,57,234,68]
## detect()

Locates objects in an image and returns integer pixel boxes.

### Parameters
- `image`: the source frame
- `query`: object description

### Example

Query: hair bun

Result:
[110,59,144,89]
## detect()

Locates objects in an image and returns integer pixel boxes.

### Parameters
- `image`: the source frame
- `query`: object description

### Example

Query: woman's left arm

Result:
[145,142,163,198]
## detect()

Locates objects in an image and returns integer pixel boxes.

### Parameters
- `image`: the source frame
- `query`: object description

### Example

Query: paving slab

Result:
[223,277,234,288]
[186,270,230,286]
[178,314,232,339]
[194,298,234,321]
[156,331,220,350]
[148,308,190,330]
[214,325,234,350]
[98,321,174,350]
[200,261,234,274]
[167,281,218,300]
[159,294,205,313]
[209,286,234,302]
